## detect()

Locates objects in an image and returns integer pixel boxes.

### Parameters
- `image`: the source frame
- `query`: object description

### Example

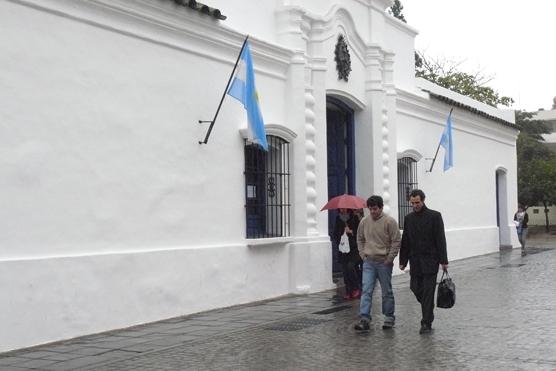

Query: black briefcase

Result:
[437,270,456,309]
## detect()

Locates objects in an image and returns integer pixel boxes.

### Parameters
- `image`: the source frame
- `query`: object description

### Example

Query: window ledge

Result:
[246,237,295,247]
[239,123,297,143]
[397,149,423,161]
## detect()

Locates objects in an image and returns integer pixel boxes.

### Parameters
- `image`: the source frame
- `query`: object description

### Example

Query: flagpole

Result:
[428,142,442,173]
[199,35,249,145]
[428,108,453,172]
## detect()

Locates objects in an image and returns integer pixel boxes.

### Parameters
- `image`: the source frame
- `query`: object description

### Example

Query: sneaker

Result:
[419,324,432,334]
[351,289,361,299]
[354,319,370,332]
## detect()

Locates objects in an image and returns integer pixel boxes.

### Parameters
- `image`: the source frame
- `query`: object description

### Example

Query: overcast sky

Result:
[402,0,555,111]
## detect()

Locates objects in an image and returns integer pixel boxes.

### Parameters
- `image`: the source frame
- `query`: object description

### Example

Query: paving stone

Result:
[12,357,60,368]
[118,342,163,353]
[64,346,111,356]
[0,357,32,366]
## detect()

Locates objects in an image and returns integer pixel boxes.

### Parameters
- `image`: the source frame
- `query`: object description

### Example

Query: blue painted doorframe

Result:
[326,96,356,272]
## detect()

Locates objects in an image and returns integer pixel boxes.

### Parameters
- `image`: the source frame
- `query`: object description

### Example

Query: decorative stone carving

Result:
[304,88,318,235]
[381,105,391,214]
[334,35,351,82]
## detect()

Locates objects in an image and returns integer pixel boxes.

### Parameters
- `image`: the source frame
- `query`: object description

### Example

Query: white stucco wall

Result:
[201,0,279,43]
[2,1,249,256]
[206,0,392,49]
[383,16,418,91]
[0,0,334,352]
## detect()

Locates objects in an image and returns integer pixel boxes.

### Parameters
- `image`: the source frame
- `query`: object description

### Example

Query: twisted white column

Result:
[304,88,318,234]
[381,104,391,214]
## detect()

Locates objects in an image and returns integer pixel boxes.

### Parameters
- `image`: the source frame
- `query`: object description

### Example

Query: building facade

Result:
[0,0,520,351]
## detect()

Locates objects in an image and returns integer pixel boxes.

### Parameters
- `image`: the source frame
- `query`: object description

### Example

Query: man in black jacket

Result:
[399,189,448,334]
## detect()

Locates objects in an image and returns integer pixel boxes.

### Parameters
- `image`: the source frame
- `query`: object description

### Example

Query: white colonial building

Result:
[0,0,520,351]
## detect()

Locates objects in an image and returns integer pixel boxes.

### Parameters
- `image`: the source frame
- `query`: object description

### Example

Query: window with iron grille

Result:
[397,157,418,229]
[244,135,291,238]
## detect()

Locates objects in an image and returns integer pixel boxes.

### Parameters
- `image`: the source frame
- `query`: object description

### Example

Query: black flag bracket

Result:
[424,157,435,173]
[198,35,249,145]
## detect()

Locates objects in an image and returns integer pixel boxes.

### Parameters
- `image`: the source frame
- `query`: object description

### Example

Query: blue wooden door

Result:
[326,97,355,272]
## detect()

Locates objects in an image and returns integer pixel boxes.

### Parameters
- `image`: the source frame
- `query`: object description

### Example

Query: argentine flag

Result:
[439,112,454,171]
[227,41,268,151]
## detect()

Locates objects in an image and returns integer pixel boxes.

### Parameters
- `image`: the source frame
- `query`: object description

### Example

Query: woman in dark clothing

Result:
[334,208,363,299]
[514,204,529,251]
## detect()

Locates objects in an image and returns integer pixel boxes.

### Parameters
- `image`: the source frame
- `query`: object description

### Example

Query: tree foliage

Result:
[388,0,406,23]
[415,52,514,107]
[515,111,556,230]
[515,110,553,142]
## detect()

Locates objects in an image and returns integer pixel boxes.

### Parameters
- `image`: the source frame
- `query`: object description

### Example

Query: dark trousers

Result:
[410,272,438,326]
[341,259,361,293]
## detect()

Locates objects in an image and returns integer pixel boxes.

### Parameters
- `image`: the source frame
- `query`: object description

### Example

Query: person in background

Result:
[333,209,362,300]
[399,189,448,335]
[514,204,529,253]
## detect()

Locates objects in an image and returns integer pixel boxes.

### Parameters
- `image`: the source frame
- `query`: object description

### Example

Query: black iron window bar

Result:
[397,157,418,229]
[244,136,291,238]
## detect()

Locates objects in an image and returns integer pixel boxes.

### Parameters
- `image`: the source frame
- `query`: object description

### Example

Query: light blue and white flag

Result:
[227,41,268,151]
[439,112,454,171]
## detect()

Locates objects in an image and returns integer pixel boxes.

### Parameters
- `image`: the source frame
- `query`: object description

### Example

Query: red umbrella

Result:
[320,194,367,211]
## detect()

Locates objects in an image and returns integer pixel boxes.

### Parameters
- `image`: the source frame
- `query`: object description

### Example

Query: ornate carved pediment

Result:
[334,35,351,82]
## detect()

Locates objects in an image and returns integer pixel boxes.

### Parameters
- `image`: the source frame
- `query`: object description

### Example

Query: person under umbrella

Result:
[333,208,363,299]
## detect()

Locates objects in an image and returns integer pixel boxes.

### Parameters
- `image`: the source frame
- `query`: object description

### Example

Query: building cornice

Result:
[383,12,418,36]
[425,91,516,129]
[279,3,393,68]
[396,87,519,145]
[416,77,516,128]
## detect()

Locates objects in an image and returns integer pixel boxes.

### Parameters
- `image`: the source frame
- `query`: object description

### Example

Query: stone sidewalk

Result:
[1,235,555,370]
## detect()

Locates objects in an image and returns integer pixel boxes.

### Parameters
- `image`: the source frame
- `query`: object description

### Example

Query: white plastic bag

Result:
[339,232,350,253]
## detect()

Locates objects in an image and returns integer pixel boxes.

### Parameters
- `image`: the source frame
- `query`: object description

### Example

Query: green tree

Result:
[515,110,553,142]
[415,52,514,107]
[388,0,406,22]
[515,111,556,231]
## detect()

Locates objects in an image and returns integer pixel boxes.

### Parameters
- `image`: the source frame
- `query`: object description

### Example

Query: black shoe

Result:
[419,324,432,334]
[382,321,394,330]
[354,319,370,332]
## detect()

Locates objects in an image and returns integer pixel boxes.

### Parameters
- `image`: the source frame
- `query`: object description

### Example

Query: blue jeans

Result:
[359,259,395,323]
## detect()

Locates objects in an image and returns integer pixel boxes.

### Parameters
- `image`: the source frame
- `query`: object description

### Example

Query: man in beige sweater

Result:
[354,195,401,331]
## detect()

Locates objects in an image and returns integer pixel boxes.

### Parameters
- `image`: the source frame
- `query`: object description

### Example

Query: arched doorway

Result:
[326,96,355,272]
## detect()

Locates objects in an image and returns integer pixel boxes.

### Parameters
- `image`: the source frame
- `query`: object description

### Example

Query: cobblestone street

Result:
[2,235,555,370]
